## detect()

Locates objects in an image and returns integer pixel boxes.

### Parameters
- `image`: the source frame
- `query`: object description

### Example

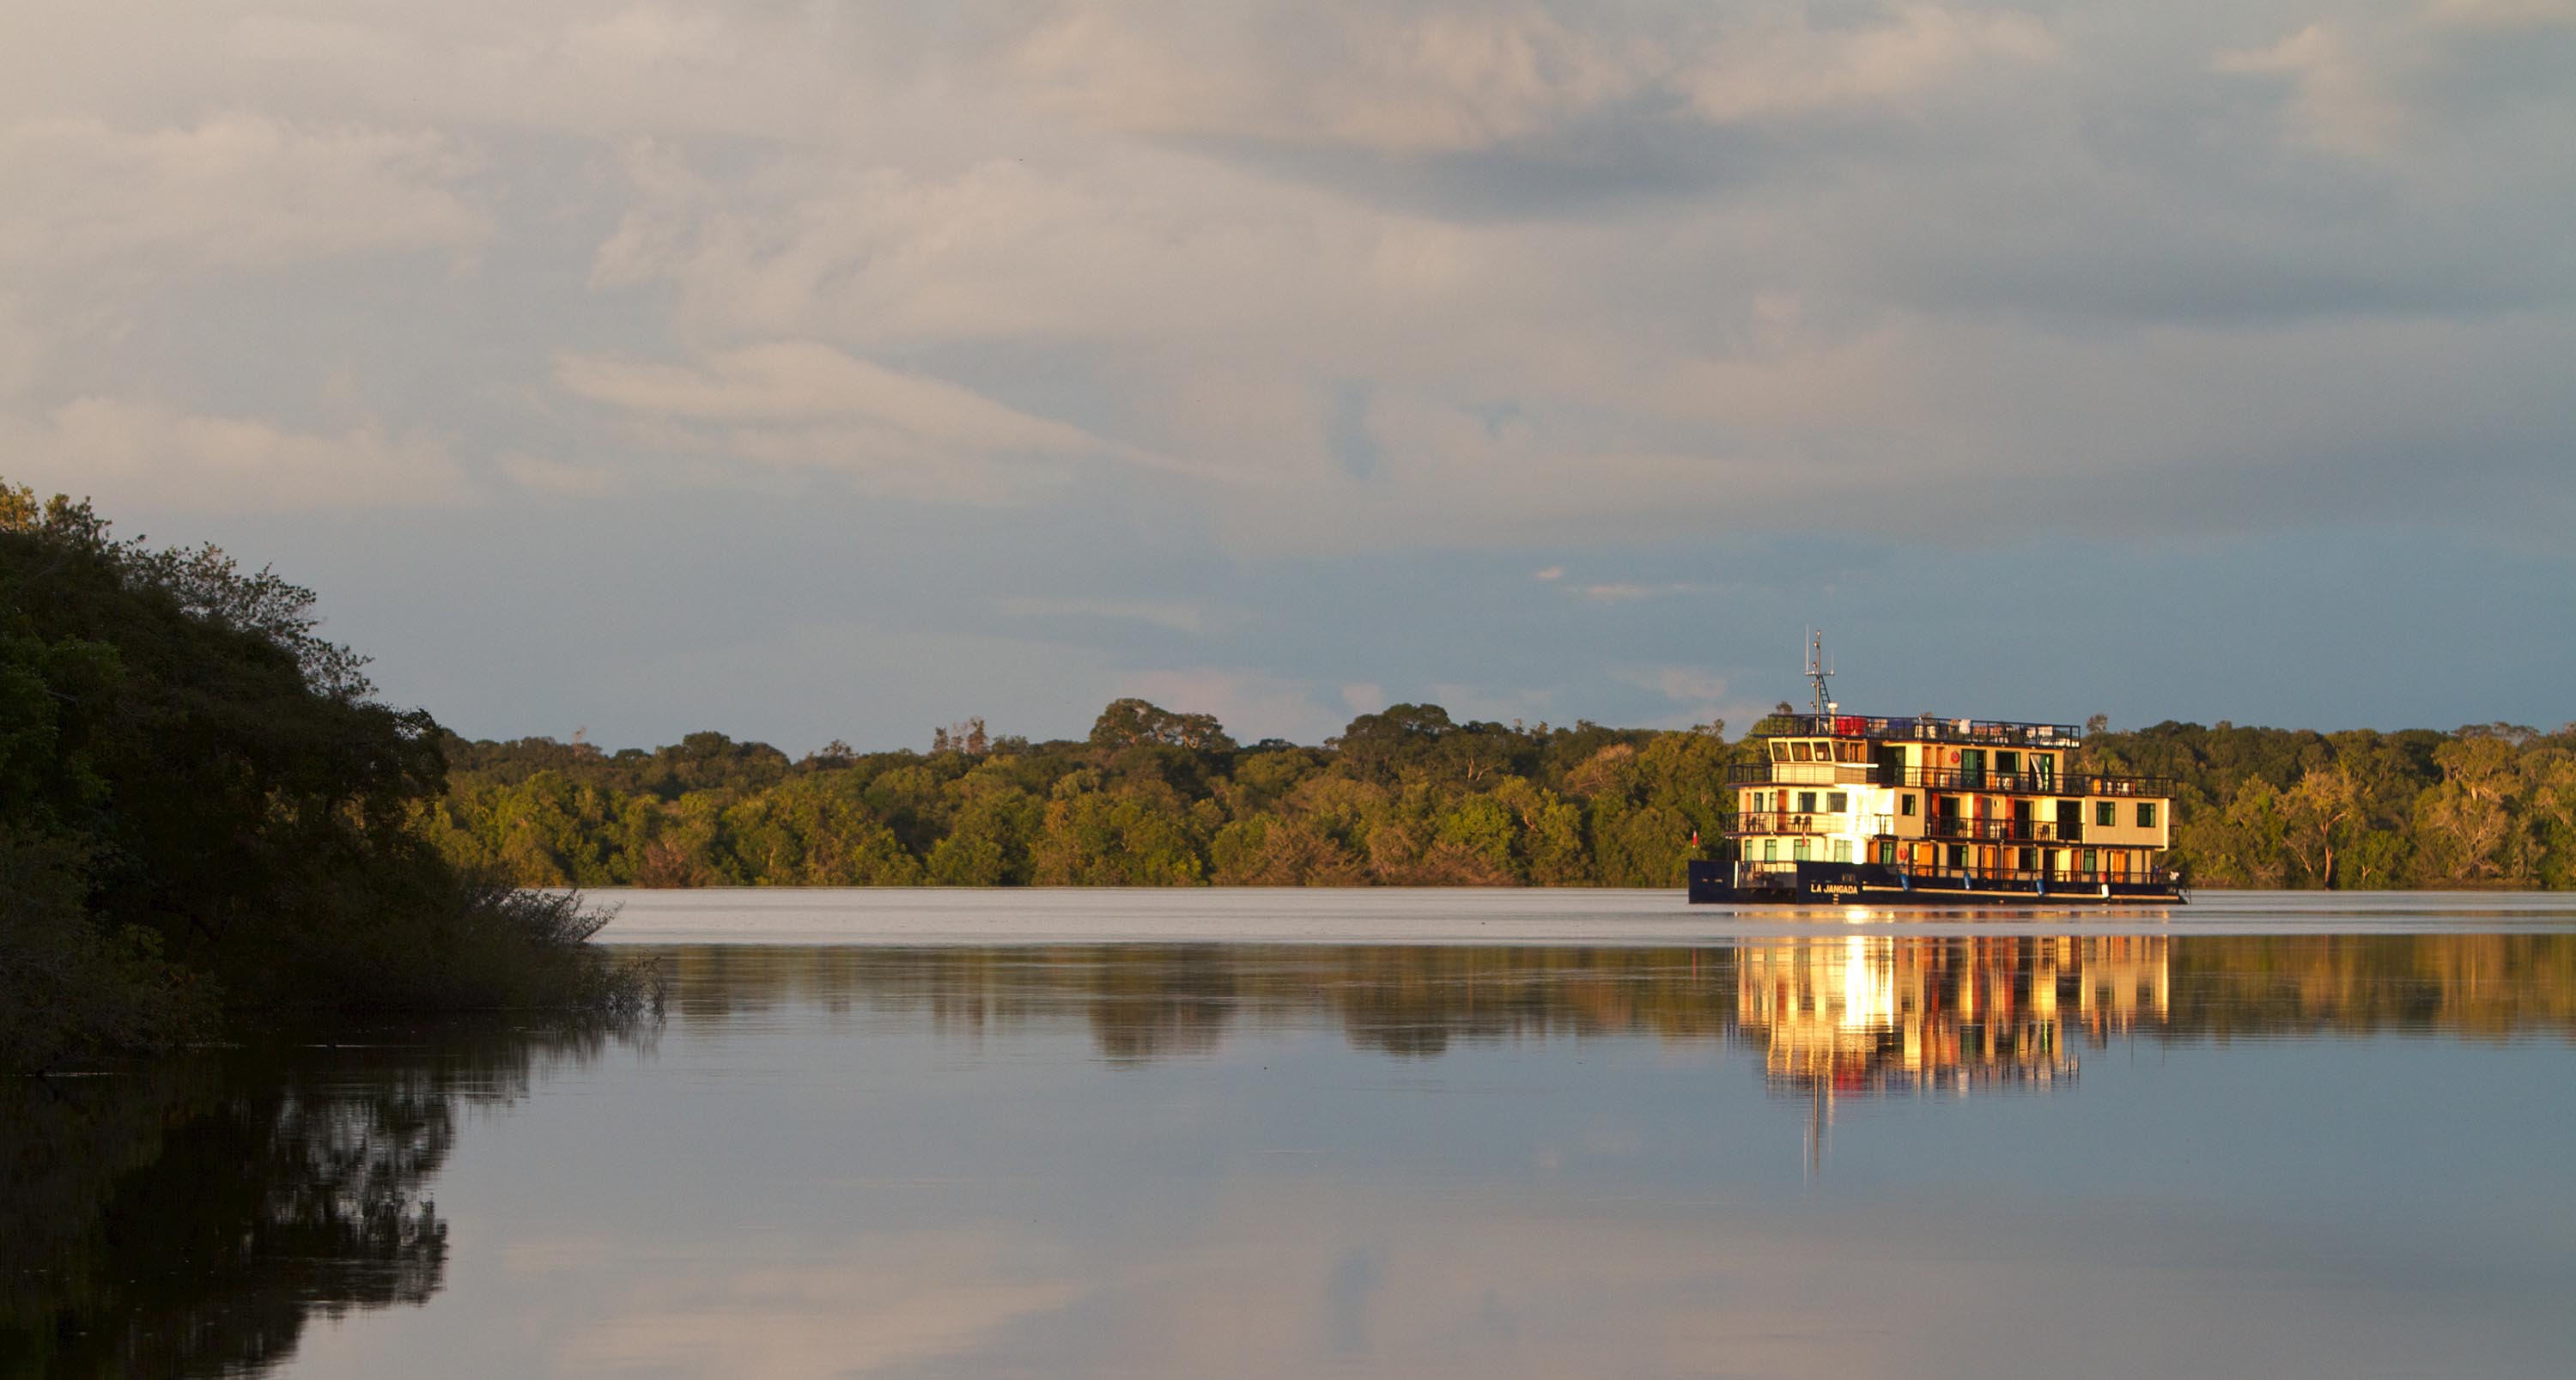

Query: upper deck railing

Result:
[1759,712,2084,747]
[1729,764,2177,798]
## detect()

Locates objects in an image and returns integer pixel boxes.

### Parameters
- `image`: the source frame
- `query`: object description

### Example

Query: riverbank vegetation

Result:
[1,484,648,1072]
[426,705,2576,893]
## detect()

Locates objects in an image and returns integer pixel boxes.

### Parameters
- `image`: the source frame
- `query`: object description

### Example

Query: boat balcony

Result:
[1728,764,2174,799]
[1923,817,2084,843]
[1729,812,1892,837]
[1761,761,1879,786]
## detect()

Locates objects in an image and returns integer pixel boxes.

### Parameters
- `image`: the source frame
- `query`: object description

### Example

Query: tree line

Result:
[419,702,1741,889]
[2081,720,2576,889]
[422,702,2576,891]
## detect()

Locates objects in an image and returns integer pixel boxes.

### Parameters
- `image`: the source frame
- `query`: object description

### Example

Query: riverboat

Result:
[1687,636,2185,906]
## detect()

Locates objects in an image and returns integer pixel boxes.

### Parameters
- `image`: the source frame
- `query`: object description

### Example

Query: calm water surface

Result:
[9,891,2575,1379]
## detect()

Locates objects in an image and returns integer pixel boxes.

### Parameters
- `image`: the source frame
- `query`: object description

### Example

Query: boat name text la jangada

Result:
[1687,635,2184,906]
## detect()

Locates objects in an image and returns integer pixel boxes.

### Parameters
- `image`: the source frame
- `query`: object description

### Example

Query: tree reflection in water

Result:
[655,933,2576,1070]
[0,1018,651,1379]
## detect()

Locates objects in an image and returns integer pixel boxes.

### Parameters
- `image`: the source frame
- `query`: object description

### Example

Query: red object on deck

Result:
[1834,715,1862,736]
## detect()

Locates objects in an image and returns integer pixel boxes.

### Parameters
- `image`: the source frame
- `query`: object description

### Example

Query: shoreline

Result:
[585,887,2576,946]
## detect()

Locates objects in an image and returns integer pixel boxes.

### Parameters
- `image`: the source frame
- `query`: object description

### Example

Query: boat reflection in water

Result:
[1736,934,2170,1097]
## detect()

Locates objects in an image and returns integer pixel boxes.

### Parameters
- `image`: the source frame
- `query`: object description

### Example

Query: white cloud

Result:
[2217,24,2407,156]
[0,114,485,274]
[497,453,616,496]
[998,596,1225,635]
[0,0,2563,553]
[1578,581,1723,602]
[1012,3,1659,154]
[1007,3,2058,152]
[2423,0,2576,28]
[552,342,1189,502]
[1678,4,2057,125]
[2,397,471,512]
[1116,668,1346,744]
[1610,665,1761,731]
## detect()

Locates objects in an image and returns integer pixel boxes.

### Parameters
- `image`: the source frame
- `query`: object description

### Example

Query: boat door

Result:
[2011,799,2034,840]
[1959,748,1986,789]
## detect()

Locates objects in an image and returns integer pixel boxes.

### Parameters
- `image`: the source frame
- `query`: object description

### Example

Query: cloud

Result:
[1531,566,1563,581]
[2216,24,2407,155]
[1577,581,1722,602]
[1008,3,2057,155]
[0,113,485,274]
[497,453,616,497]
[1,396,471,513]
[2217,1,2576,156]
[997,596,1225,635]
[1116,668,1347,744]
[552,342,1185,502]
[0,1,2568,757]
[1011,3,1659,154]
[1677,3,2057,125]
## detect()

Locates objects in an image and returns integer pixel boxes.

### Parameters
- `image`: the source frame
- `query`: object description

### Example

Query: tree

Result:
[2,481,641,1067]
[2417,737,2525,884]
[1089,698,1235,752]
[2281,765,2360,888]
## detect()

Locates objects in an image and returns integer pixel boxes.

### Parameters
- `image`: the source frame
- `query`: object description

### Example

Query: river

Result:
[8,891,2573,1378]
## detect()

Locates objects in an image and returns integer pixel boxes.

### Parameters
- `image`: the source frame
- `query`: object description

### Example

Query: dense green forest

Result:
[0,485,646,1071]
[425,703,2576,891]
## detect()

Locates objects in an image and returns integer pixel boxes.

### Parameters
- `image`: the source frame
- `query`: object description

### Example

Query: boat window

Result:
[2094,800,2116,827]
[1900,793,1917,817]
[1770,740,1789,762]
[1794,838,1811,860]
[1790,741,1812,762]
[1764,839,1777,861]
[1796,791,1818,813]
[2137,802,2158,828]
[2082,848,2099,873]
[1996,751,2020,775]
[1826,792,1848,813]
[1831,839,1852,862]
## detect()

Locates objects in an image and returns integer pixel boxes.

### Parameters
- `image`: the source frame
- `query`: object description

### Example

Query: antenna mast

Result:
[1806,629,1836,717]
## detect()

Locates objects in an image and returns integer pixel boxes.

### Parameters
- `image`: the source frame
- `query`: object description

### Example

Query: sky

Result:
[4,0,2572,751]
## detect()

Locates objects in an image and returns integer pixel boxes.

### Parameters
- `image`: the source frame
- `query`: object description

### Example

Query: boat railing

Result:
[1728,764,2175,798]
[1922,817,2088,843]
[1729,812,1893,836]
[1728,860,2184,890]
[1756,712,2085,745]
[1890,863,2187,889]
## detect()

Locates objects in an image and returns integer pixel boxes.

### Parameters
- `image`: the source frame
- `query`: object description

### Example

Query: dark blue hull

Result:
[1686,860,2185,906]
